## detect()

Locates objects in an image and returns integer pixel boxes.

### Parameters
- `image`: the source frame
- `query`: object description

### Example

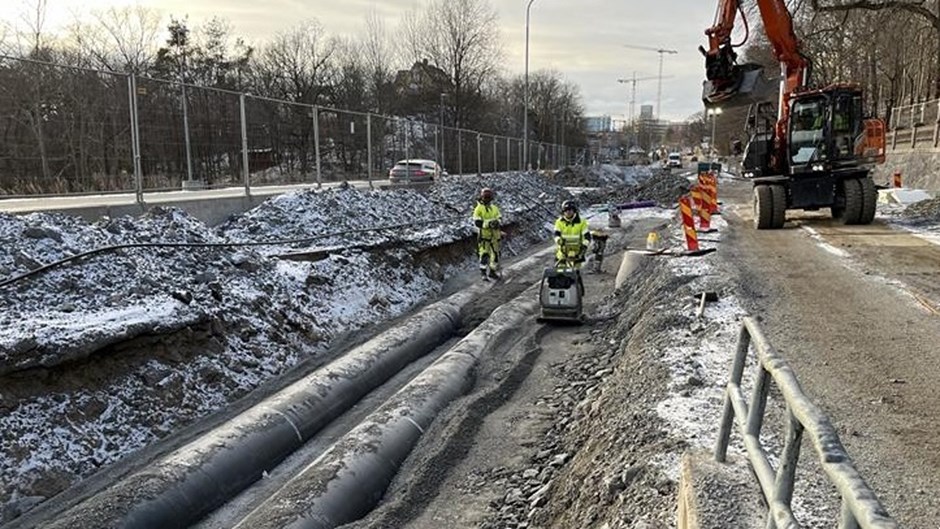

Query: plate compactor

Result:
[537,260,585,323]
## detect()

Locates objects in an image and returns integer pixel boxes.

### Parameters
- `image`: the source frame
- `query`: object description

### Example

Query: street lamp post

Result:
[524,0,537,171]
[439,93,447,171]
[707,107,722,161]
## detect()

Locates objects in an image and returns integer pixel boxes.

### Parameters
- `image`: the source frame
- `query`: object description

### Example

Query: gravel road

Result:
[720,178,940,527]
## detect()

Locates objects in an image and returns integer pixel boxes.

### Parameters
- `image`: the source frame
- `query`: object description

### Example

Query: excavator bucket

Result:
[703,63,777,110]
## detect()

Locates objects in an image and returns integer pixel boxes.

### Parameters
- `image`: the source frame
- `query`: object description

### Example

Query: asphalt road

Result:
[719,178,940,527]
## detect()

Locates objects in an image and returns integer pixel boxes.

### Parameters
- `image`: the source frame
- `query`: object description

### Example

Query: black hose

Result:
[0,215,466,290]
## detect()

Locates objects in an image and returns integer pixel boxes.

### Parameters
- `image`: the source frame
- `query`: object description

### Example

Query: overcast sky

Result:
[1,0,720,122]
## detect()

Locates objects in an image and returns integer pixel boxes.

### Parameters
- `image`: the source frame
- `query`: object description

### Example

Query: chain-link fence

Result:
[0,56,135,195]
[0,56,576,199]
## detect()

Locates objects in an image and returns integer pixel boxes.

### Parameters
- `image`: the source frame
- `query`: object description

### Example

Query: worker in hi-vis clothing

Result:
[472,187,502,280]
[553,200,592,268]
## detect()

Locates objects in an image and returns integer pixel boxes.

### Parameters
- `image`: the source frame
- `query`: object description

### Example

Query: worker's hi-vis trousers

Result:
[478,237,501,272]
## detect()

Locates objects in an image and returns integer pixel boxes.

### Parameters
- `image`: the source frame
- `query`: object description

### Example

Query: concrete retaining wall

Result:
[60,194,269,227]
[875,151,940,193]
[677,451,765,529]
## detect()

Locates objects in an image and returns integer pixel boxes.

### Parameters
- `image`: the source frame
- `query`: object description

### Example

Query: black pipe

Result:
[43,294,472,529]
[233,297,537,529]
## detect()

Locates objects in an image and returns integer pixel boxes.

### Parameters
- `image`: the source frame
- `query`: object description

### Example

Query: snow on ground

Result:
[0,166,673,523]
[647,185,940,527]
[5,166,931,526]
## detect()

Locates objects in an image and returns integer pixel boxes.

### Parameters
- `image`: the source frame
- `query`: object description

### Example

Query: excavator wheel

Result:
[859,176,877,224]
[769,184,787,229]
[754,185,774,229]
[836,178,864,225]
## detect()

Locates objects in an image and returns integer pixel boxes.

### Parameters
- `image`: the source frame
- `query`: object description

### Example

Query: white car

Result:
[388,159,441,183]
[665,152,683,169]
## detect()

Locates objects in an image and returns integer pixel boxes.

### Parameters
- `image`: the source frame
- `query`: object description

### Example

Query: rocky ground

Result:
[7,162,925,528]
[0,165,682,525]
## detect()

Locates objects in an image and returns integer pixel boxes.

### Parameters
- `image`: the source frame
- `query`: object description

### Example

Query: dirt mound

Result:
[575,170,692,210]
[547,165,625,188]
[901,196,940,222]
[479,259,694,529]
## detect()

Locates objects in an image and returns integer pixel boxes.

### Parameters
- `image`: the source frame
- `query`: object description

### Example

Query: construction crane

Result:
[617,73,673,129]
[622,43,679,121]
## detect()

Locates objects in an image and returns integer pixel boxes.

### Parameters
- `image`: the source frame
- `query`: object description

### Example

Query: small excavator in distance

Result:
[700,0,887,229]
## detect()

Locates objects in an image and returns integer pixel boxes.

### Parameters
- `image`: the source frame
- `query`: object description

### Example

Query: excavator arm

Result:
[702,0,808,114]
[702,0,816,172]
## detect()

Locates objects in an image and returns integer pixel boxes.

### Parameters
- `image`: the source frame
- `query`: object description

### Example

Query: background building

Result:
[583,116,612,133]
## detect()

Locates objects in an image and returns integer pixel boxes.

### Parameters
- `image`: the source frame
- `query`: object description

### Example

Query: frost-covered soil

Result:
[0,166,666,524]
[3,166,931,527]
[474,179,939,529]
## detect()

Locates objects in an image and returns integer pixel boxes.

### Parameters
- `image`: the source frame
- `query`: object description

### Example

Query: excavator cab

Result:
[787,87,884,175]
[741,102,776,178]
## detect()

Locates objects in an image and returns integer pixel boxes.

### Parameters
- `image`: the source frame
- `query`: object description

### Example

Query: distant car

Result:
[388,159,441,183]
[665,152,683,169]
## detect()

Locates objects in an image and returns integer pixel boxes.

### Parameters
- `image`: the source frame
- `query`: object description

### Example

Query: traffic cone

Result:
[679,196,699,252]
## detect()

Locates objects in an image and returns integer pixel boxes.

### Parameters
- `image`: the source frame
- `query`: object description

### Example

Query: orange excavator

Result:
[701,0,886,229]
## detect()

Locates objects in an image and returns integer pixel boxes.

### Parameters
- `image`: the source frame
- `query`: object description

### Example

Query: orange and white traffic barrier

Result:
[699,190,713,231]
[893,170,902,188]
[691,185,703,212]
[704,172,719,213]
[679,196,699,252]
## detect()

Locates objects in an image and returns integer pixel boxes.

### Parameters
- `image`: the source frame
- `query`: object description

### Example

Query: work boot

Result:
[481,269,489,281]
[488,269,500,280]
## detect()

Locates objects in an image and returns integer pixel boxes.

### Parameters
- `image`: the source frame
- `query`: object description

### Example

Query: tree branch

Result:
[810,0,938,25]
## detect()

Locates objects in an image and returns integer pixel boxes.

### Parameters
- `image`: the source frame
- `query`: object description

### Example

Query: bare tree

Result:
[68,6,161,73]
[810,0,940,98]
[409,0,503,129]
[362,9,396,113]
[255,20,336,104]
[22,0,48,55]
[396,8,425,68]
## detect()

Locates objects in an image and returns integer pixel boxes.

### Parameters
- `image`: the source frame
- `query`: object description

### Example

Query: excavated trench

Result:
[8,246,556,529]
[2,170,689,528]
[1,216,557,528]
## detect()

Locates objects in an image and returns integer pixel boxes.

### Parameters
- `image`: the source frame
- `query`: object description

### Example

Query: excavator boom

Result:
[701,0,807,112]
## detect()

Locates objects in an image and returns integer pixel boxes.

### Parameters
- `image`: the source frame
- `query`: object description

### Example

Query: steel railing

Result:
[715,317,898,529]
[883,98,940,152]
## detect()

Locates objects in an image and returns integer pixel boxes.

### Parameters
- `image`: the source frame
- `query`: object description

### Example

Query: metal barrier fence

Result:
[884,99,940,152]
[0,56,575,198]
[715,317,897,529]
[889,99,940,130]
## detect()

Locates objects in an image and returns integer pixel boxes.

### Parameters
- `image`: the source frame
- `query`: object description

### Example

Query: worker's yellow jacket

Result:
[473,202,502,242]
[554,215,591,259]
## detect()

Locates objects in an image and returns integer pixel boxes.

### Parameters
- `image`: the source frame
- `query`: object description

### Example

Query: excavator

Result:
[701,0,886,229]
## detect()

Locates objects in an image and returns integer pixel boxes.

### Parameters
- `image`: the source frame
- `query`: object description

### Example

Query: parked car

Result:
[665,152,683,169]
[388,159,441,183]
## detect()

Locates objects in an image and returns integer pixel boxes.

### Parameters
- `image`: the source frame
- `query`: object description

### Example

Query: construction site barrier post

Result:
[679,196,699,252]
[698,193,712,231]
[691,185,703,213]
[708,172,719,213]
